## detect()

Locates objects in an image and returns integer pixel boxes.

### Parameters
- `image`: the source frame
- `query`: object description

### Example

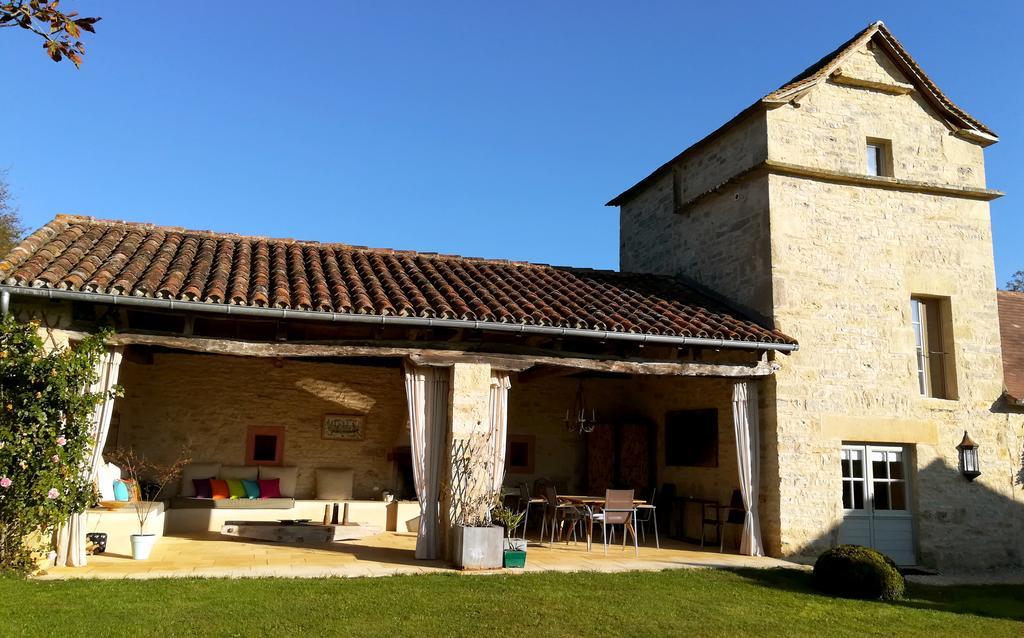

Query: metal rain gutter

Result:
[0,285,799,353]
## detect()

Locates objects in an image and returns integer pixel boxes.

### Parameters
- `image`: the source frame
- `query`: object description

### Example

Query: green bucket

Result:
[503,550,527,568]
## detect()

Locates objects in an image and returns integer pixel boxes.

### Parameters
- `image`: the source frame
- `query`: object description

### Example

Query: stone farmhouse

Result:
[0,21,1020,571]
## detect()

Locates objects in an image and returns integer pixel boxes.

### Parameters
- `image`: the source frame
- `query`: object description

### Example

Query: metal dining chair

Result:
[591,489,639,557]
[557,502,592,547]
[634,487,659,549]
[539,485,561,544]
[516,481,545,539]
[701,489,745,552]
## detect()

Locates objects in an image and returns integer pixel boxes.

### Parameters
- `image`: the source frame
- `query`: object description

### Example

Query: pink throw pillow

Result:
[258,478,281,498]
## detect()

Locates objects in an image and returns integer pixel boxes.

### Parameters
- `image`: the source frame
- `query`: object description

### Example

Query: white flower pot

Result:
[504,537,527,552]
[130,534,157,560]
[451,525,503,569]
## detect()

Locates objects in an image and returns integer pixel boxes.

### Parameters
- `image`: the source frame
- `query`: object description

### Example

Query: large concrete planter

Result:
[451,525,503,569]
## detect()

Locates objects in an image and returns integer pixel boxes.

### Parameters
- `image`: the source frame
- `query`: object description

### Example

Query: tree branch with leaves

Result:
[1007,271,1024,293]
[0,1,99,67]
[0,171,21,258]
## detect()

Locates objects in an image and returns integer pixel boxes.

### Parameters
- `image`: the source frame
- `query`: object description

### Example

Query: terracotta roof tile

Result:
[0,215,796,347]
[998,291,1024,402]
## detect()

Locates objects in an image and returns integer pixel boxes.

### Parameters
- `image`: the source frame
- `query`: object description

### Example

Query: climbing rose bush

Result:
[0,315,114,572]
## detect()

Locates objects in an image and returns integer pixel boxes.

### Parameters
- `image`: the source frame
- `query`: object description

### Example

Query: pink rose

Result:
[0,477,11,489]
[51,454,59,463]
[47,488,60,499]
[56,436,67,447]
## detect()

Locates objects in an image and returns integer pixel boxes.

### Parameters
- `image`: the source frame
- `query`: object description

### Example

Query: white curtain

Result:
[487,372,511,494]
[404,363,449,560]
[54,348,123,567]
[732,381,764,557]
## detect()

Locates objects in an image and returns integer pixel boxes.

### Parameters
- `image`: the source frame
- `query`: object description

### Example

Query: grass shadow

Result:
[728,566,1024,623]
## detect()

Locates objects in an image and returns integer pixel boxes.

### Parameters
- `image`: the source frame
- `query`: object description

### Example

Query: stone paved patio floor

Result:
[37,531,799,580]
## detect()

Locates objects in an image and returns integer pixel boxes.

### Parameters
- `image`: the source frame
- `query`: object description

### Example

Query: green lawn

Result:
[1,568,1021,637]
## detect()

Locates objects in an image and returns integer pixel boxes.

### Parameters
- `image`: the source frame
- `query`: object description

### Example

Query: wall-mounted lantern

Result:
[956,431,981,481]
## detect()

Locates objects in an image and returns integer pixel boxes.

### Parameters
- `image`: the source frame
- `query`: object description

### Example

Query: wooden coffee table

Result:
[220,520,381,543]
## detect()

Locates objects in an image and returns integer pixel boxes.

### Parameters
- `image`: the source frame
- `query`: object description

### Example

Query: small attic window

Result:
[866,138,892,177]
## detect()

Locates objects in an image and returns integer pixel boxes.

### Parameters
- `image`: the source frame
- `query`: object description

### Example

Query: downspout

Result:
[1,289,9,316]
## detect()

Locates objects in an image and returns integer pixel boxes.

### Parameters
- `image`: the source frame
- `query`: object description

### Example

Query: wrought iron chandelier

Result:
[564,380,597,434]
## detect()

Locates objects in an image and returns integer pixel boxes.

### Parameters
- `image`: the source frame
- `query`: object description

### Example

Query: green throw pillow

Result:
[242,479,261,499]
[226,479,247,500]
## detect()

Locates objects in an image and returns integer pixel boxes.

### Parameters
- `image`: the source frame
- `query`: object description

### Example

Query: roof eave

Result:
[954,128,999,147]
[0,285,800,353]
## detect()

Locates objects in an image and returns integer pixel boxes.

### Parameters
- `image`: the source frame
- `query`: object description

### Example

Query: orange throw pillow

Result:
[210,479,230,500]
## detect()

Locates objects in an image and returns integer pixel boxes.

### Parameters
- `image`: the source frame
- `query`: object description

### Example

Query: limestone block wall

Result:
[767,54,985,188]
[506,376,587,493]
[613,39,1022,569]
[111,352,409,500]
[767,172,1024,567]
[762,44,1021,570]
[840,43,910,89]
[442,362,494,536]
[619,114,774,320]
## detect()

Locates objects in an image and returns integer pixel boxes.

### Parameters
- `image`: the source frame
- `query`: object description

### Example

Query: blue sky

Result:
[4,2,1022,284]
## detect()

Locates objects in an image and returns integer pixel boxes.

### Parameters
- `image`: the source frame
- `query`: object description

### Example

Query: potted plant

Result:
[491,504,527,568]
[108,447,190,560]
[446,437,503,570]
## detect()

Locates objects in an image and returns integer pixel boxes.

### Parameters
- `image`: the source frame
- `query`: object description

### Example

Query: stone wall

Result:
[619,113,775,320]
[764,43,1022,569]
[767,52,985,188]
[111,352,409,500]
[767,170,1024,567]
[616,38,1024,569]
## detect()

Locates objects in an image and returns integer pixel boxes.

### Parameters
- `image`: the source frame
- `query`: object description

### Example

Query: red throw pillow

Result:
[192,478,213,499]
[258,478,281,498]
[210,479,230,500]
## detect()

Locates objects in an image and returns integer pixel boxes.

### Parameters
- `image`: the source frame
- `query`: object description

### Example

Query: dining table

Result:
[553,495,652,550]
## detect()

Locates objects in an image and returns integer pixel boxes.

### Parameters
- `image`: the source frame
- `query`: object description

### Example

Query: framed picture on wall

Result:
[664,409,718,467]
[505,435,535,474]
[322,414,366,441]
[246,425,285,466]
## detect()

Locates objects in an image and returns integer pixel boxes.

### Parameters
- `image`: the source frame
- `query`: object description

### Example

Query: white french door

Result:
[838,444,916,565]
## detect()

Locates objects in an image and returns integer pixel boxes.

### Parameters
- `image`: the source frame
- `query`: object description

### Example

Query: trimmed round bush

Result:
[813,545,905,600]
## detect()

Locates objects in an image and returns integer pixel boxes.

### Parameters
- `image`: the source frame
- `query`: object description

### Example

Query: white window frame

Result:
[866,138,892,177]
[866,143,884,176]
[911,298,930,396]
[841,444,910,518]
[911,297,954,399]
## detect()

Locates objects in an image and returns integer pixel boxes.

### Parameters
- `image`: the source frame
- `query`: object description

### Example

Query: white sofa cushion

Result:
[258,466,298,498]
[315,468,354,500]
[220,465,258,481]
[96,461,122,501]
[179,462,222,497]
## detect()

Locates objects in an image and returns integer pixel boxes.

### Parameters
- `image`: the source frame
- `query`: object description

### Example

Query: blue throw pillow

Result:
[113,480,130,502]
[242,479,261,499]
